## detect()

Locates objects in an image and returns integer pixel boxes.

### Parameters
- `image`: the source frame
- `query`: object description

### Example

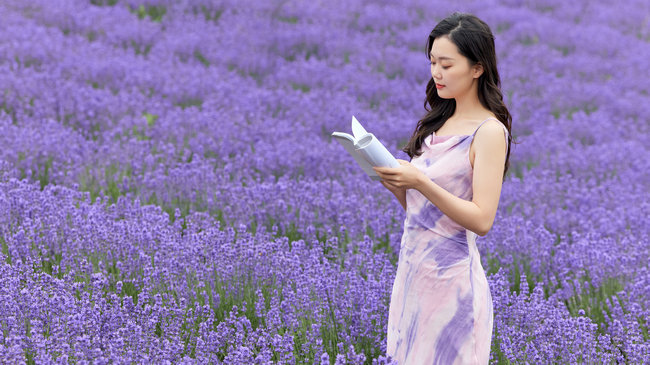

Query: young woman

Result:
[373,12,513,364]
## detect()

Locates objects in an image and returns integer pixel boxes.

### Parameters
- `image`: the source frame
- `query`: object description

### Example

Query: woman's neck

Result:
[450,83,486,121]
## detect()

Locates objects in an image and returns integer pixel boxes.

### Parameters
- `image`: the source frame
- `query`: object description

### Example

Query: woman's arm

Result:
[374,121,507,236]
[380,180,407,211]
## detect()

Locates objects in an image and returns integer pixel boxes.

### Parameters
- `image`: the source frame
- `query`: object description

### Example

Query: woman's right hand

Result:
[380,179,405,195]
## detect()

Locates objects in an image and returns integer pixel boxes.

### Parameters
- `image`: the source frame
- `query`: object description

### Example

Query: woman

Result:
[373,12,513,365]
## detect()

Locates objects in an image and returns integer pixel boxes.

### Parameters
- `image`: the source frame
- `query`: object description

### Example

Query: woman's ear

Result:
[473,62,484,78]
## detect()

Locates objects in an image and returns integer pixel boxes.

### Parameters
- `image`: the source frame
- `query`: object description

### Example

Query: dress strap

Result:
[471,117,509,154]
[471,117,501,137]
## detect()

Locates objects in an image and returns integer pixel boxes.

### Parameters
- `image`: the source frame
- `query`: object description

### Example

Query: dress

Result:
[386,117,509,364]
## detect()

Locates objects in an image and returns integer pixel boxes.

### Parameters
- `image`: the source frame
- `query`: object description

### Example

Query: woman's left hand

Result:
[373,159,425,190]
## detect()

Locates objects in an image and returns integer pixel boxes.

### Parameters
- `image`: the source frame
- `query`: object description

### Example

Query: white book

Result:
[332,116,399,180]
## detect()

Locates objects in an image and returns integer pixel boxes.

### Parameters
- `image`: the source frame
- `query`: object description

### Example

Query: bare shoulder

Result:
[473,119,508,156]
[475,119,507,143]
[469,119,507,168]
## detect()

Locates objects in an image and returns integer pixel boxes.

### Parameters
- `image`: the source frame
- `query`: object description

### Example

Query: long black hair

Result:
[402,12,514,179]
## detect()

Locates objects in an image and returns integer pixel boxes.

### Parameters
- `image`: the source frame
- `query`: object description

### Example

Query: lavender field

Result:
[0,0,648,363]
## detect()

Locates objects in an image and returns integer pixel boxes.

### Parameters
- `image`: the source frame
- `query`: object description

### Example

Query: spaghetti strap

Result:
[471,117,501,137]
[471,117,509,154]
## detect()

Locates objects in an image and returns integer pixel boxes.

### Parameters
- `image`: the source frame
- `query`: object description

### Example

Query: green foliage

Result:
[508,257,542,295]
[195,6,223,23]
[121,281,140,304]
[143,111,158,127]
[291,82,310,93]
[38,157,54,190]
[40,252,63,278]
[521,35,539,46]
[511,159,539,180]
[1,89,18,124]
[90,0,118,6]
[129,39,152,56]
[564,275,625,335]
[131,4,166,22]
[490,326,512,364]
[1,235,11,265]
[78,163,133,204]
[194,50,211,67]
[175,98,203,110]
[277,16,299,24]
[370,229,396,265]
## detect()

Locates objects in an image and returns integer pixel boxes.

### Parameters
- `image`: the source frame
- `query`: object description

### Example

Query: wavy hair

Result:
[402,12,515,179]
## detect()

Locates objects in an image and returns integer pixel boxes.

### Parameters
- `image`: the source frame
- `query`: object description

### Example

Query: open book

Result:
[332,116,399,180]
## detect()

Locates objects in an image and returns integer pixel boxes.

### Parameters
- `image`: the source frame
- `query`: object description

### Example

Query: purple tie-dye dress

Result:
[387,118,508,364]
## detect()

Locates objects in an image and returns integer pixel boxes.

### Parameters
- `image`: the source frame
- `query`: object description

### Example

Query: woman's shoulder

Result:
[475,111,506,132]
[480,113,500,124]
[473,118,508,153]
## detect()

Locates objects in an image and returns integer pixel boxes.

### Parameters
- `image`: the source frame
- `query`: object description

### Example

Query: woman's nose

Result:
[431,65,441,78]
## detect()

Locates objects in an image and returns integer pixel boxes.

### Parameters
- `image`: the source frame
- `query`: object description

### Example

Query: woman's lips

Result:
[436,83,445,89]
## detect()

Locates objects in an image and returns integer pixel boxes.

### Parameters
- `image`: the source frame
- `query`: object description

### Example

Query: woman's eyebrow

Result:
[429,53,455,61]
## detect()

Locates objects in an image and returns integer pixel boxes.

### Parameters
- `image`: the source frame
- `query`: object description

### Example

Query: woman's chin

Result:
[437,91,453,99]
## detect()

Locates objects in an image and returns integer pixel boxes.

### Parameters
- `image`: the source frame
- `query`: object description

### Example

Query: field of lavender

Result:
[0,0,648,363]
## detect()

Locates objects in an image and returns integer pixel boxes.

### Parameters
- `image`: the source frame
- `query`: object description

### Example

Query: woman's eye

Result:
[430,62,450,69]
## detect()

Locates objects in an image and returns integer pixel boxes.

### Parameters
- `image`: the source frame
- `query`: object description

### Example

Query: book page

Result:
[351,116,368,140]
[355,134,399,169]
[331,133,379,178]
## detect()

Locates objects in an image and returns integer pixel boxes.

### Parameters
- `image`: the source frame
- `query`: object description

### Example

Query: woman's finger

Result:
[375,167,399,175]
[382,180,397,189]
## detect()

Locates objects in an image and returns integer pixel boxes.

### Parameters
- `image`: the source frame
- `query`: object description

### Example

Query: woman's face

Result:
[429,36,483,100]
